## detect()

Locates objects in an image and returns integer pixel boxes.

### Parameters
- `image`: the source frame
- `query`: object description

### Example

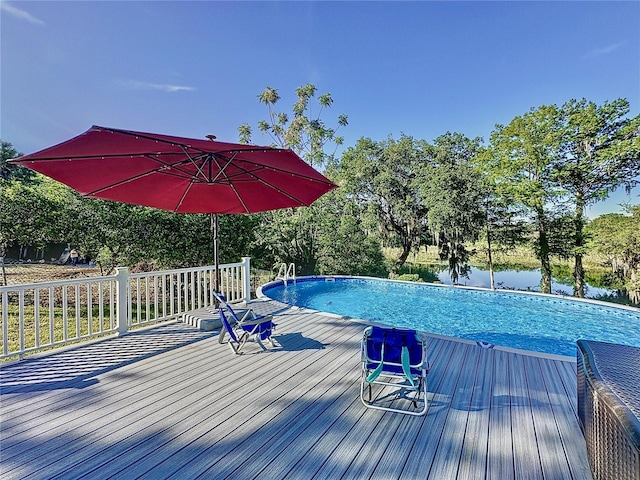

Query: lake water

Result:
[426,265,614,298]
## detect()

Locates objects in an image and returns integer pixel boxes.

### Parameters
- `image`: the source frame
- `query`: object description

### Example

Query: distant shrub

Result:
[395,273,423,282]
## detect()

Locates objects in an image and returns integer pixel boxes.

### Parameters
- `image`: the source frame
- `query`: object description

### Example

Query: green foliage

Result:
[1,140,36,183]
[553,98,640,205]
[249,190,388,277]
[484,104,568,293]
[239,84,347,167]
[395,273,423,282]
[551,98,640,297]
[63,196,260,274]
[586,206,640,303]
[338,135,430,269]
[418,132,484,283]
[483,98,640,296]
[237,84,351,275]
[0,178,67,258]
[315,189,388,277]
[395,263,440,283]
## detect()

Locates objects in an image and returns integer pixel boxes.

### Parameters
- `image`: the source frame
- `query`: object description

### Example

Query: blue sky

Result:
[2,1,639,217]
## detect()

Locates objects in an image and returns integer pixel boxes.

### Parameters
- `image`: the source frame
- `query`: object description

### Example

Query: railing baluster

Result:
[170,274,175,317]
[18,290,25,355]
[135,277,140,325]
[99,280,104,333]
[34,289,40,348]
[109,280,115,330]
[190,271,196,311]
[2,290,9,356]
[75,284,81,339]
[87,282,93,336]
[162,274,167,319]
[62,286,68,341]
[48,286,54,345]
[154,275,159,321]
[145,277,150,323]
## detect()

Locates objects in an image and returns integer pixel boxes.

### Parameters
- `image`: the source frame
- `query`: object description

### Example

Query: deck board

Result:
[456,344,494,479]
[427,345,483,479]
[0,300,593,479]
[523,355,574,480]
[510,353,545,480]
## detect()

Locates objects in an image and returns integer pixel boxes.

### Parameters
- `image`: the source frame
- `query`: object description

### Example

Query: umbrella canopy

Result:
[12,125,337,291]
[12,125,336,214]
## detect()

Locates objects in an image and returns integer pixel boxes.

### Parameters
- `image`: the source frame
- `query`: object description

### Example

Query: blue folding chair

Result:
[361,326,429,415]
[215,292,276,354]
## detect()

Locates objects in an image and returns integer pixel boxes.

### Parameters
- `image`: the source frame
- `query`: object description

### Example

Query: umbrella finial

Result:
[205,134,217,141]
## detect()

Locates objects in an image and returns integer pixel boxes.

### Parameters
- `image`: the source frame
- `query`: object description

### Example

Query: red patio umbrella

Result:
[12,125,337,290]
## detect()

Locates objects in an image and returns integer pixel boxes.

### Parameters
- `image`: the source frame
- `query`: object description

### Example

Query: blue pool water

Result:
[261,277,640,357]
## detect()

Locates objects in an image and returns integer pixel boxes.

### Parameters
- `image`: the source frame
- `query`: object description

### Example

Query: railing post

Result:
[115,267,129,336]
[242,257,251,304]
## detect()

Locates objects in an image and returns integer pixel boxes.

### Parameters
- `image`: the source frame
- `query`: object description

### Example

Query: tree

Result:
[238,84,348,274]
[0,140,36,183]
[472,154,529,289]
[338,135,430,270]
[485,105,566,293]
[0,179,66,284]
[418,133,485,283]
[586,206,640,304]
[314,188,388,276]
[240,84,348,167]
[552,98,640,297]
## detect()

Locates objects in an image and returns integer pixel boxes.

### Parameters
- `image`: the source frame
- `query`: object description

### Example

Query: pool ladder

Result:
[276,263,296,285]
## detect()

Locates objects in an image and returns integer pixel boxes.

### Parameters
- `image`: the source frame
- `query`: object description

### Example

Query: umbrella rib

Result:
[86,165,166,196]
[210,153,250,212]
[175,180,194,212]
[179,146,209,181]
[83,153,207,195]
[210,152,239,184]
[212,156,322,207]
[82,150,211,195]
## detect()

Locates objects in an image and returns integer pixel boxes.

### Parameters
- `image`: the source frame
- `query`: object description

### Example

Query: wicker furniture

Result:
[577,339,640,480]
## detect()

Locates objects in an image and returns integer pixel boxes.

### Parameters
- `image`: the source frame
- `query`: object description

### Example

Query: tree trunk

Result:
[486,214,495,290]
[394,239,412,270]
[537,211,552,294]
[573,195,586,298]
[574,254,585,298]
[629,269,640,305]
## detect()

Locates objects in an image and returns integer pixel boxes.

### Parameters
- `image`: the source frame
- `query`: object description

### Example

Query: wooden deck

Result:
[0,300,593,479]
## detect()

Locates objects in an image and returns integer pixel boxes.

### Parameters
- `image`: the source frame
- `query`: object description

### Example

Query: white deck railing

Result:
[0,257,251,361]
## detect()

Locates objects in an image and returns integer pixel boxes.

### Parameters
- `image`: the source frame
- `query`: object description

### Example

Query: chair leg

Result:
[361,369,372,402]
[255,337,268,351]
[236,332,251,353]
[412,378,422,409]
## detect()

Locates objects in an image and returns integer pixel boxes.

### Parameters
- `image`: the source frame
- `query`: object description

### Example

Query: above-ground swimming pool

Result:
[260,276,640,358]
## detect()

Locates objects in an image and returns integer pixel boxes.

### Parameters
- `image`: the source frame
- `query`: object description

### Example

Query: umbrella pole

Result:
[211,213,220,295]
